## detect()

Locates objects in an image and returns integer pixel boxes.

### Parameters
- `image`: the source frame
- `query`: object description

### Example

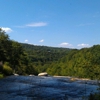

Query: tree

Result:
[0,28,11,62]
[0,28,27,74]
[9,40,29,73]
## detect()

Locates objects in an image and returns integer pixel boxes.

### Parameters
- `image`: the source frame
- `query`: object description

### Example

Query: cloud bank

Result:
[59,42,72,47]
[77,43,90,47]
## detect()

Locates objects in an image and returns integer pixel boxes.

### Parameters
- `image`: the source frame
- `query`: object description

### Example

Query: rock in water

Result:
[38,72,48,76]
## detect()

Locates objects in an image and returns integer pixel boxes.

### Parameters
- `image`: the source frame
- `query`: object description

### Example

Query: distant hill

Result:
[46,45,100,79]
[21,43,100,80]
[21,43,71,64]
[1,30,100,80]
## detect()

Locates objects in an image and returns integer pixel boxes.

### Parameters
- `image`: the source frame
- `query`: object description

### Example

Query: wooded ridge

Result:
[0,28,100,80]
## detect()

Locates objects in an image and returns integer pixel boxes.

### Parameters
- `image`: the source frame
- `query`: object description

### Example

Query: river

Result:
[0,75,99,100]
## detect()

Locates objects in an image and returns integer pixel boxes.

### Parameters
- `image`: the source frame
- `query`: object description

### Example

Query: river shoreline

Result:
[2,74,100,85]
[53,75,100,85]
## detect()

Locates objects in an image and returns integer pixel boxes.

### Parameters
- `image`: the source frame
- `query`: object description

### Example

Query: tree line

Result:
[0,28,100,80]
[22,42,100,80]
[0,28,70,76]
[22,40,100,79]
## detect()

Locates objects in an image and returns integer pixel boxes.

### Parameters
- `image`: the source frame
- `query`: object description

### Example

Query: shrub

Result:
[3,65,13,75]
[0,74,3,78]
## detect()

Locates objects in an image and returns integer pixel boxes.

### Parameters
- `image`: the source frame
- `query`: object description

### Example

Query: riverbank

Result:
[53,75,100,85]
[1,74,100,86]
[54,75,90,80]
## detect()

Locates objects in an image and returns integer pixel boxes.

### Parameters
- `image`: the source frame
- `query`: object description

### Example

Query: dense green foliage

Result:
[0,28,100,80]
[22,42,100,79]
[0,28,37,75]
[21,43,70,64]
[0,28,70,76]
[21,43,71,73]
[46,46,100,79]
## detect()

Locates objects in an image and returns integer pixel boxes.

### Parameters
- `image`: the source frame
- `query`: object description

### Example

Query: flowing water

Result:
[0,76,99,100]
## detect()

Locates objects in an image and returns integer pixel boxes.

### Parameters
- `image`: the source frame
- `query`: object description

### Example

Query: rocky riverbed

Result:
[0,75,99,100]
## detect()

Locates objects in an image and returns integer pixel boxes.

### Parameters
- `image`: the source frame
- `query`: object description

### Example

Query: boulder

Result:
[38,72,48,76]
[13,73,19,76]
[29,74,35,76]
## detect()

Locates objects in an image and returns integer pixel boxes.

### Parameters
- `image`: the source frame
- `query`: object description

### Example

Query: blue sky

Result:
[0,0,100,49]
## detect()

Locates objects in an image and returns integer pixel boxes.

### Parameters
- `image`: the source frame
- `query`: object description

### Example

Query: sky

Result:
[0,0,100,49]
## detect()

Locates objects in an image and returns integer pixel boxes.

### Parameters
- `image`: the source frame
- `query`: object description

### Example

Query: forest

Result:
[0,28,100,80]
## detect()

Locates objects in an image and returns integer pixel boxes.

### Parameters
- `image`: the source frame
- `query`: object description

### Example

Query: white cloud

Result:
[59,42,72,47]
[28,43,34,45]
[15,22,48,28]
[1,27,12,33]
[25,39,28,43]
[77,43,90,47]
[39,39,44,42]
[26,22,47,27]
